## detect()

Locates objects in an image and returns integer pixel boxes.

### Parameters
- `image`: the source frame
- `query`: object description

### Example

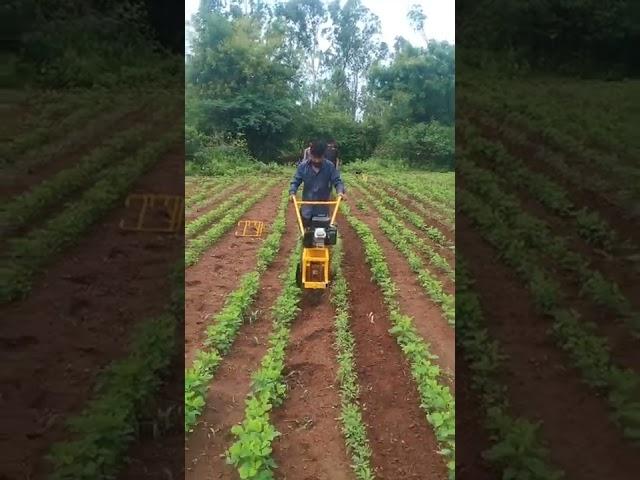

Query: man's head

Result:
[309,140,327,165]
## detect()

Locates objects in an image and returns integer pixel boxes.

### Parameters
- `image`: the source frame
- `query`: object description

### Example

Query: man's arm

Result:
[330,163,345,195]
[289,163,304,195]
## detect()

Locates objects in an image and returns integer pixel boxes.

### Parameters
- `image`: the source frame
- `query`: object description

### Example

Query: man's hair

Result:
[310,140,327,157]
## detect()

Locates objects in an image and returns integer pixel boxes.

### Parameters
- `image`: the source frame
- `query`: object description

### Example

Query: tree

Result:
[186,12,301,160]
[407,3,427,44]
[325,0,384,119]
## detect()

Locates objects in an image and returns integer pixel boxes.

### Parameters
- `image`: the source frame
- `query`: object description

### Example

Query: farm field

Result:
[183,167,455,479]
[0,88,184,479]
[456,71,640,479]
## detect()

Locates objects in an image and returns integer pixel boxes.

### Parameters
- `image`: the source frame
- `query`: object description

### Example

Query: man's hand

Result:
[338,192,347,201]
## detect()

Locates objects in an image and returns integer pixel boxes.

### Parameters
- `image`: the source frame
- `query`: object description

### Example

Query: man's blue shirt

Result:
[289,159,345,218]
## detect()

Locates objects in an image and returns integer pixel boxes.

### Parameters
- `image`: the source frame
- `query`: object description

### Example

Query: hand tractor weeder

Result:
[291,196,342,293]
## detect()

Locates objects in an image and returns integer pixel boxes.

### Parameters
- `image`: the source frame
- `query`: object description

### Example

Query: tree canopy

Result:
[186,0,455,170]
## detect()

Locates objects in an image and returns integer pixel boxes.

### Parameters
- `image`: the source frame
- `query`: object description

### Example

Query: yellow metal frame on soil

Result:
[291,195,342,289]
[119,194,183,233]
[235,220,266,237]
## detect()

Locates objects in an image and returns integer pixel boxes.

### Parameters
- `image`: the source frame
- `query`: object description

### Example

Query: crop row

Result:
[378,182,455,232]
[458,118,618,250]
[457,257,564,479]
[459,76,638,161]
[459,89,640,204]
[342,203,456,478]
[351,182,455,326]
[186,189,249,238]
[1,106,175,236]
[330,238,376,479]
[347,176,452,250]
[184,178,221,208]
[226,246,302,479]
[185,189,289,431]
[47,263,183,480]
[0,128,181,304]
[457,155,640,336]
[458,159,640,441]
[352,180,454,281]
[377,177,455,225]
[4,94,118,164]
[184,180,277,267]
[185,182,241,215]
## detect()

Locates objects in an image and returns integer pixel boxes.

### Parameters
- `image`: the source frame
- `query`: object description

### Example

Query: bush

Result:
[374,122,454,169]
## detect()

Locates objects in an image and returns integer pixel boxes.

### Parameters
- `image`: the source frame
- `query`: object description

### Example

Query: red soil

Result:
[350,189,455,379]
[457,212,640,479]
[340,219,449,480]
[270,291,353,480]
[0,144,184,479]
[185,206,299,480]
[184,183,284,366]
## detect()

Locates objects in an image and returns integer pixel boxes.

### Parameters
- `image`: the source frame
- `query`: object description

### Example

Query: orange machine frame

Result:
[291,196,341,289]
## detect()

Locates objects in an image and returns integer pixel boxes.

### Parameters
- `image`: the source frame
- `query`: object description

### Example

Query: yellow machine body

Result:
[301,247,330,288]
[291,196,341,290]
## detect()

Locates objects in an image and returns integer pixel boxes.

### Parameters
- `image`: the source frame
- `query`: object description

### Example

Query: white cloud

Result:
[184,0,454,51]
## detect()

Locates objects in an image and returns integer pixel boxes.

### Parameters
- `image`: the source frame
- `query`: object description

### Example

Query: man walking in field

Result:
[289,140,346,227]
[325,139,340,169]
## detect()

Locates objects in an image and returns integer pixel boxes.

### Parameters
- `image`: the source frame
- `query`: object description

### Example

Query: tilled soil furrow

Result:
[350,190,455,379]
[270,293,353,480]
[184,206,299,480]
[0,145,184,480]
[185,182,284,366]
[457,212,640,479]
[341,219,448,480]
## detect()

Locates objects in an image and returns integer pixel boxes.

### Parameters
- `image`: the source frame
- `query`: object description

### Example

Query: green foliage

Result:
[457,258,565,479]
[457,155,640,441]
[374,121,454,169]
[12,0,177,87]
[0,129,180,303]
[342,203,455,478]
[184,189,290,431]
[187,12,299,160]
[47,258,182,479]
[226,246,302,479]
[457,0,640,76]
[330,240,376,479]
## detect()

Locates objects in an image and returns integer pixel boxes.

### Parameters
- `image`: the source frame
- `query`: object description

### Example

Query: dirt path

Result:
[184,182,284,366]
[0,144,183,480]
[457,212,640,479]
[185,206,299,480]
[340,220,448,480]
[270,292,353,480]
[349,190,455,379]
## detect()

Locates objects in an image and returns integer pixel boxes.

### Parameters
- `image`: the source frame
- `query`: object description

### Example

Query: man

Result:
[289,140,346,227]
[325,139,340,170]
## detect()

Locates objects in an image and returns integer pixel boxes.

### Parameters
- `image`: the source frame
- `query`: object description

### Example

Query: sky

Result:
[184,0,454,53]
